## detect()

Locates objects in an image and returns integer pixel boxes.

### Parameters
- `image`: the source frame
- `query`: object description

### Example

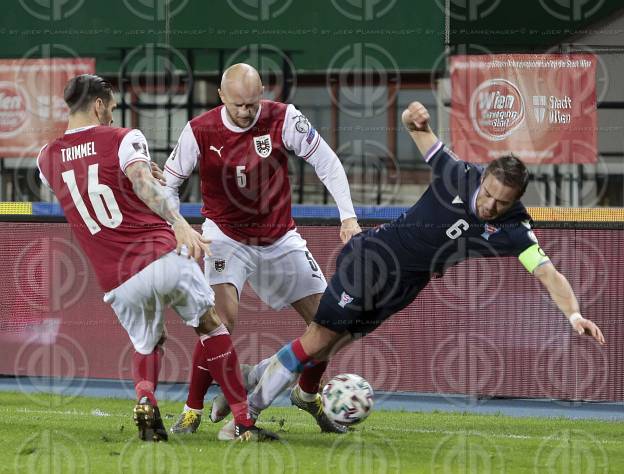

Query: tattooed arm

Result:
[125,160,210,260]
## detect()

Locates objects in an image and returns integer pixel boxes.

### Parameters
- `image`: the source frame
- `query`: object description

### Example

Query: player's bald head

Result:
[220,63,262,96]
[218,63,264,128]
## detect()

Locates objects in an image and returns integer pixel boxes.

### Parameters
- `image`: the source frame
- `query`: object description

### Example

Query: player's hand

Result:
[150,161,166,185]
[571,315,605,345]
[172,219,212,260]
[401,101,431,132]
[340,217,362,244]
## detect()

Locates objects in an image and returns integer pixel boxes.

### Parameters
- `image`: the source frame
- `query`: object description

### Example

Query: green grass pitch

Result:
[1,391,623,473]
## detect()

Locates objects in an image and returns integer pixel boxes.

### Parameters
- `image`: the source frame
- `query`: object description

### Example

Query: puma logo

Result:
[209,145,224,158]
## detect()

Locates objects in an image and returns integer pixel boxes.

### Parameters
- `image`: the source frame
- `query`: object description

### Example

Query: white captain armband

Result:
[518,244,551,273]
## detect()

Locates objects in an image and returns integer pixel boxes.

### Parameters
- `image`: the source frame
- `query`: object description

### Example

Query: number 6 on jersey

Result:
[446,219,469,240]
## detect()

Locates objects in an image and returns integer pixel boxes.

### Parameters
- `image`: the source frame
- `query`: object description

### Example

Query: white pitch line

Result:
[3,407,623,445]
[8,407,120,417]
[261,420,624,445]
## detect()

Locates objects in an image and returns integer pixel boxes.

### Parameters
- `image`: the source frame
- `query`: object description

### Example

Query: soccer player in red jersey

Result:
[164,63,361,437]
[37,74,277,442]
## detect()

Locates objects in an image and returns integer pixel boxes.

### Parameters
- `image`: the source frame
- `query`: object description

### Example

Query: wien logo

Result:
[0,82,28,136]
[469,79,525,141]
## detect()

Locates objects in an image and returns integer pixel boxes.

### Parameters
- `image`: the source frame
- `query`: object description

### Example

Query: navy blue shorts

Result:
[314,233,430,336]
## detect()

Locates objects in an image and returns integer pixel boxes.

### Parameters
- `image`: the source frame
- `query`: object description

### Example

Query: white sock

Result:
[297,386,318,402]
[247,355,299,413]
[183,404,203,415]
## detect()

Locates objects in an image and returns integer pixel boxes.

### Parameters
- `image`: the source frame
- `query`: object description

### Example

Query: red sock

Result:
[185,340,214,410]
[132,347,162,406]
[197,333,252,427]
[291,338,312,366]
[299,360,328,394]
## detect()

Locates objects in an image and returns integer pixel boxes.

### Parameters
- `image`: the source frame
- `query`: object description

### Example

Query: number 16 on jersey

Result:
[61,164,123,235]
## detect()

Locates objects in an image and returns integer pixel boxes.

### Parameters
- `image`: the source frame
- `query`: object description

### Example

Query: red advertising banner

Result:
[0,58,95,158]
[450,54,597,164]
[0,223,620,401]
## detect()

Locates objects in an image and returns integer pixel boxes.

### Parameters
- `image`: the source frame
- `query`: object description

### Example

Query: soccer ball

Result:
[321,373,374,425]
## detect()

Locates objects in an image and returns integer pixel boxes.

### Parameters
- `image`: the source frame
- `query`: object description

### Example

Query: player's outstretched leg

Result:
[132,346,168,441]
[218,338,310,441]
[287,293,347,432]
[215,356,348,435]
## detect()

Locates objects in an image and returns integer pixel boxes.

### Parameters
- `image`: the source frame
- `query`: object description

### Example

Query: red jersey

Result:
[164,100,358,246]
[38,125,176,292]
[168,100,295,245]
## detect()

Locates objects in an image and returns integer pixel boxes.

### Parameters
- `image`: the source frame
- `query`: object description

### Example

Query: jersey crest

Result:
[338,291,354,308]
[481,223,500,240]
[214,259,226,272]
[253,134,272,158]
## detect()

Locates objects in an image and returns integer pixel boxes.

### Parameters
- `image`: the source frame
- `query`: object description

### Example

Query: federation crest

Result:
[214,259,226,273]
[253,134,272,158]
[338,291,354,308]
[481,223,500,241]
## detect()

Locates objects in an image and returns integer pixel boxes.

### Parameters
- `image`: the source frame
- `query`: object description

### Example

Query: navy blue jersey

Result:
[370,143,538,279]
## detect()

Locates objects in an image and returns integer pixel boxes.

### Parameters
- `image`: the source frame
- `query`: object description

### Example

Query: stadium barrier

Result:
[0,204,621,402]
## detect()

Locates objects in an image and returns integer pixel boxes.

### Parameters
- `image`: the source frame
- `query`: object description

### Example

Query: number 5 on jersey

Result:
[61,164,123,235]
[236,165,246,188]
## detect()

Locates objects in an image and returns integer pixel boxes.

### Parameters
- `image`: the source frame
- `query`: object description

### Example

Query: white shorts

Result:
[202,219,327,310]
[103,250,215,354]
